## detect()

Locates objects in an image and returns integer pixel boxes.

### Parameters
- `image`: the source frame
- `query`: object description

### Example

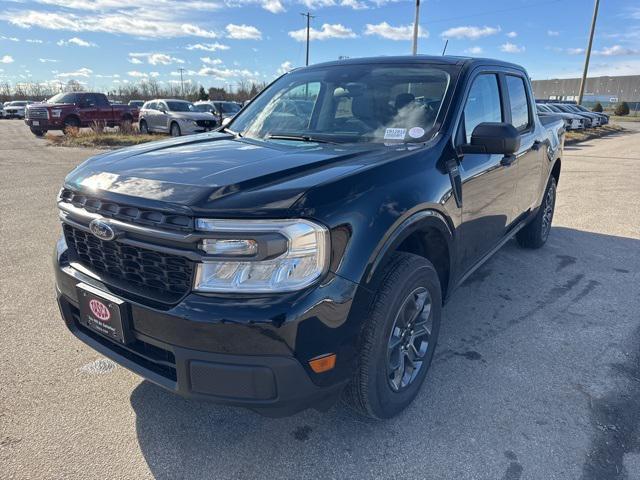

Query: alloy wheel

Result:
[387,286,433,392]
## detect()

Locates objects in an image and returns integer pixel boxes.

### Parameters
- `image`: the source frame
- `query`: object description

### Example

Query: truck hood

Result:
[65,132,404,215]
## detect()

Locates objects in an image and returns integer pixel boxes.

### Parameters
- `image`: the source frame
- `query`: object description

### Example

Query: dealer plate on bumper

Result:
[77,283,133,344]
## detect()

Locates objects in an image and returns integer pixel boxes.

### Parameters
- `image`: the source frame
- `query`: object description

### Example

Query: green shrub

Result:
[592,102,603,113]
[614,102,630,116]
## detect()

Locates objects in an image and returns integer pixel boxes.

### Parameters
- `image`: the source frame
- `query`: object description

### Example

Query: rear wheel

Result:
[170,122,181,137]
[516,176,557,249]
[344,252,442,419]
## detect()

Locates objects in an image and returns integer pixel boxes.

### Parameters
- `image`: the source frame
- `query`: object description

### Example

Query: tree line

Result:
[0,79,267,104]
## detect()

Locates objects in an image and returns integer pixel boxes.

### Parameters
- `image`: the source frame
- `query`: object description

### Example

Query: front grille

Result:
[60,188,194,232]
[26,107,48,119]
[63,224,194,298]
[196,120,216,128]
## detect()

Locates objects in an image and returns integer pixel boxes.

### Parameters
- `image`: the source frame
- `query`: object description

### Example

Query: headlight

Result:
[193,219,330,293]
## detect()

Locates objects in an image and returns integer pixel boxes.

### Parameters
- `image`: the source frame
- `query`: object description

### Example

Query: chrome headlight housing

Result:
[193,219,330,293]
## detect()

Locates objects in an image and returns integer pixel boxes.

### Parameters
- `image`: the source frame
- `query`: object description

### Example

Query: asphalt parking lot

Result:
[1,119,639,480]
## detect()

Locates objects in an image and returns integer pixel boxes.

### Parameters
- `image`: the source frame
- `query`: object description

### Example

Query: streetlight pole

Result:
[301,12,315,66]
[577,0,600,105]
[412,0,421,55]
[178,67,185,98]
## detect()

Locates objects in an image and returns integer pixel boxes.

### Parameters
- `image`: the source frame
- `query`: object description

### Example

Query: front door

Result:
[456,72,519,272]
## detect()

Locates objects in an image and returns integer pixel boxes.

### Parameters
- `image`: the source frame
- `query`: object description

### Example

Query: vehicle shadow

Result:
[130,226,640,480]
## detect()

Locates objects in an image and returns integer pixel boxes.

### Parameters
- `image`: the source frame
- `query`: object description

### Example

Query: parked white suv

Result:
[138,99,218,136]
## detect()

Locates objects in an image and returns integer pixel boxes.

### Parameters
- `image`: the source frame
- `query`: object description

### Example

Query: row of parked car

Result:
[1,100,35,118]
[536,102,609,130]
[137,99,241,136]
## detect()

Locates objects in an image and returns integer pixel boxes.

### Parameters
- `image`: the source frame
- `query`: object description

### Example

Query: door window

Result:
[462,74,502,143]
[506,75,531,132]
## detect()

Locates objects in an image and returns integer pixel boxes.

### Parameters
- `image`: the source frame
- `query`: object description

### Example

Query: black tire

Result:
[30,128,46,137]
[139,120,149,134]
[170,122,181,137]
[63,116,80,134]
[344,252,442,419]
[516,176,557,249]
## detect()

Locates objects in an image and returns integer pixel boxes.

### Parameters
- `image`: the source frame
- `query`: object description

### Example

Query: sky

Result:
[1,0,640,93]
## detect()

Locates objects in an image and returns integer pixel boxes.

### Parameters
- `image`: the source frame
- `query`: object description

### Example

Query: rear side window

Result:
[506,75,531,132]
[463,74,502,143]
[146,102,157,110]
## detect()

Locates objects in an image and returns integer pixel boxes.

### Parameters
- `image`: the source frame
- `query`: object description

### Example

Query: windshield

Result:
[194,104,214,113]
[228,63,454,144]
[47,93,76,104]
[166,101,196,112]
[220,102,241,114]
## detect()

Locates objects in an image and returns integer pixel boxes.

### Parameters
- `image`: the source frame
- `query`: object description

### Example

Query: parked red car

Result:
[24,92,138,136]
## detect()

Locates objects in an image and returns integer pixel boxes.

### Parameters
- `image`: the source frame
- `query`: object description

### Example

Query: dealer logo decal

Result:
[89,299,111,322]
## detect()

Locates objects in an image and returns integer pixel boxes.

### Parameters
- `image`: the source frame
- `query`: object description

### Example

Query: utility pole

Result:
[411,0,421,55]
[178,67,185,98]
[301,12,315,66]
[442,39,448,56]
[577,0,600,105]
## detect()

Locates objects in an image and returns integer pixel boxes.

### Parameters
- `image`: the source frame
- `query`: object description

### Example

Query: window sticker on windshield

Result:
[384,128,406,140]
[408,127,425,139]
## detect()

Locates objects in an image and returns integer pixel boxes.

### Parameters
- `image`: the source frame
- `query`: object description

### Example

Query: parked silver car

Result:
[193,100,241,123]
[4,101,33,119]
[138,99,218,136]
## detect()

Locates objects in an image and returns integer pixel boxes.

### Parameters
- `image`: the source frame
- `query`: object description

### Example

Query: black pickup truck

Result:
[54,56,564,418]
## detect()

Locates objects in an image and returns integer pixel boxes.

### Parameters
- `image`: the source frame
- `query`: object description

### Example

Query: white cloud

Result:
[39,58,58,63]
[4,10,219,39]
[186,42,230,52]
[566,47,584,55]
[506,31,517,38]
[364,22,428,41]
[198,66,260,80]
[0,35,19,42]
[26,39,43,43]
[465,46,483,55]
[289,23,356,41]
[341,0,368,9]
[277,60,293,74]
[594,45,640,56]
[56,67,92,78]
[261,0,285,13]
[547,30,560,36]
[1,55,14,64]
[128,70,148,78]
[128,52,184,65]
[57,36,95,47]
[149,71,160,78]
[441,25,500,40]
[500,42,524,53]
[201,57,223,65]
[226,24,262,40]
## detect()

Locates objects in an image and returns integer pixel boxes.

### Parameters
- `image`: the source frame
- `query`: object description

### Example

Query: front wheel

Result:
[344,252,442,419]
[170,122,181,137]
[516,176,557,249]
[139,120,149,135]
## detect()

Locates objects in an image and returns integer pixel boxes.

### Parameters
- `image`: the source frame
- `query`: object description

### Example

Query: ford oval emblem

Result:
[89,219,116,241]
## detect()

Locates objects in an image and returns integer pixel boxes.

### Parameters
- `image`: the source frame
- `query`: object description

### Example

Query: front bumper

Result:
[25,118,62,130]
[54,238,363,416]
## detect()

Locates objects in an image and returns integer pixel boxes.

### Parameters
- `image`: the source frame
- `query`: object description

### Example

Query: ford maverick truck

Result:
[25,92,138,137]
[54,56,564,418]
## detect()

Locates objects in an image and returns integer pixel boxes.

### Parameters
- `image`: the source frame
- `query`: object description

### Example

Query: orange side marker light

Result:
[309,353,336,373]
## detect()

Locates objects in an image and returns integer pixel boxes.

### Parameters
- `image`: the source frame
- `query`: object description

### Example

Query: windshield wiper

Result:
[266,134,340,145]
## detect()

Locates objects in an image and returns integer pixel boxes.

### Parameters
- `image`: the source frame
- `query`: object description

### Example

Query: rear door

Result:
[78,94,99,126]
[156,101,170,132]
[504,74,545,216]
[456,71,519,271]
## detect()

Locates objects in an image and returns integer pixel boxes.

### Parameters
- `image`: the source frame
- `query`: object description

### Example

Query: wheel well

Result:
[395,227,450,300]
[122,114,132,121]
[64,114,80,125]
[551,159,561,185]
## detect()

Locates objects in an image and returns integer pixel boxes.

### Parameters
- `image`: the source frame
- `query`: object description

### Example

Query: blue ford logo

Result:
[89,219,116,241]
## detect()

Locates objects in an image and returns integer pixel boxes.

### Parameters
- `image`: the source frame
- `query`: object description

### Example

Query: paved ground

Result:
[1,120,639,480]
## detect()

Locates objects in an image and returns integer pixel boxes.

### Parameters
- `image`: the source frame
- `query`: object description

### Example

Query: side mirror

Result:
[462,122,521,155]
[221,117,232,127]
